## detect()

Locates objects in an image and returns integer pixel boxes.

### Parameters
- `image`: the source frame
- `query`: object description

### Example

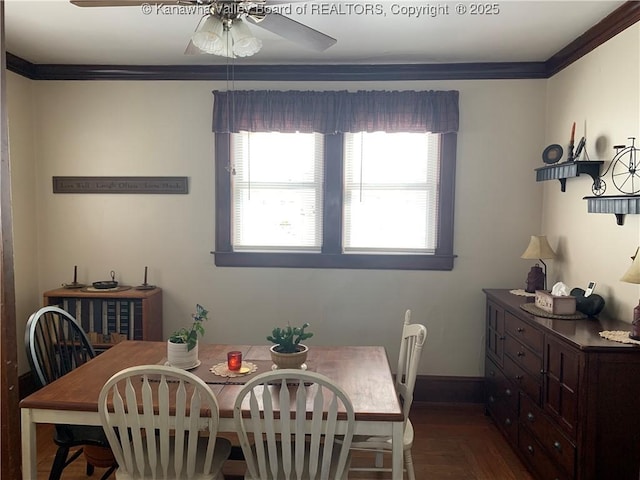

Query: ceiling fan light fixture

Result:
[212,30,236,58]
[230,18,262,57]
[191,15,224,54]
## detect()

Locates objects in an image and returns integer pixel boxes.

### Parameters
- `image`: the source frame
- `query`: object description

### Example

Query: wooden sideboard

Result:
[43,286,163,351]
[484,288,640,480]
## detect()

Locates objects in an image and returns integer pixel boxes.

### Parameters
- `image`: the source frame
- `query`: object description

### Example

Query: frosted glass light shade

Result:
[521,235,556,260]
[212,31,235,58]
[191,15,224,53]
[231,19,262,57]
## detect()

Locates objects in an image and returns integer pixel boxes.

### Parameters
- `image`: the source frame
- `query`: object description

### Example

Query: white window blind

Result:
[343,132,440,253]
[231,132,324,251]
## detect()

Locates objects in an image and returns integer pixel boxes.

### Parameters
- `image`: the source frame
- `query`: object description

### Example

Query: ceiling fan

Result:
[70,0,337,57]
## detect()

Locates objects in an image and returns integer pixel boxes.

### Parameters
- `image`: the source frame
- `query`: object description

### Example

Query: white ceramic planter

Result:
[167,340,198,369]
[270,344,308,369]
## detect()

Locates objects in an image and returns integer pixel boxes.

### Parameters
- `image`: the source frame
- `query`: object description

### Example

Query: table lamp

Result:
[621,247,640,340]
[521,235,556,293]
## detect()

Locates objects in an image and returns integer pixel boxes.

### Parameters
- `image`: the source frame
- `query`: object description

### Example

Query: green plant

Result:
[267,322,313,353]
[168,304,208,351]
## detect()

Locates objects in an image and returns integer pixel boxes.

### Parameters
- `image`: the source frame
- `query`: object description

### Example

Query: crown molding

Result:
[6,1,640,82]
[546,0,640,77]
[7,61,548,81]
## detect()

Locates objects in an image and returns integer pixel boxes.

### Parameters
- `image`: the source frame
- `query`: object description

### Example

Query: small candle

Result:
[570,122,576,144]
[227,351,242,371]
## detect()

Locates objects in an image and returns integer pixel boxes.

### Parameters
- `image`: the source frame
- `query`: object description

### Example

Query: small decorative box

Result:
[535,290,576,315]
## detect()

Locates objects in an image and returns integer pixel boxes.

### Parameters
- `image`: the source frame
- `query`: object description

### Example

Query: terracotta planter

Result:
[167,340,198,369]
[270,344,308,369]
[84,445,116,469]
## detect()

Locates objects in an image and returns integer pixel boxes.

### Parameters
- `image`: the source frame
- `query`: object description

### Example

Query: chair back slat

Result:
[25,307,96,388]
[98,365,223,479]
[396,310,428,421]
[234,369,355,480]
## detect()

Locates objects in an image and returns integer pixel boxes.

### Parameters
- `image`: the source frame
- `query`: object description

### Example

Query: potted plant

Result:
[167,304,208,369]
[267,322,313,369]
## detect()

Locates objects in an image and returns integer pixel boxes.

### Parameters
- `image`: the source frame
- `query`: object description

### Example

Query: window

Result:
[212,89,458,270]
[343,132,440,253]
[231,132,324,251]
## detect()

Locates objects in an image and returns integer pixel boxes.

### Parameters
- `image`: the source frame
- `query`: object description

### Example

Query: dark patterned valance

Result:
[212,89,459,134]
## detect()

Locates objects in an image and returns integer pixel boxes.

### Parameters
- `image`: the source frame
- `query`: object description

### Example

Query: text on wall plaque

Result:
[52,176,188,194]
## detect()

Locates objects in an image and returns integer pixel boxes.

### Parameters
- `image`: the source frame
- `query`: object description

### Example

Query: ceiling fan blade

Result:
[245,12,336,51]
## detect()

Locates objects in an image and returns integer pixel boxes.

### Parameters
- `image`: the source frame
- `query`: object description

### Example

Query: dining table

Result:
[20,340,405,479]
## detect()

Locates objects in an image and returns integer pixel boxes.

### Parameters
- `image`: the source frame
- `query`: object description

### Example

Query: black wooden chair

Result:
[25,306,116,480]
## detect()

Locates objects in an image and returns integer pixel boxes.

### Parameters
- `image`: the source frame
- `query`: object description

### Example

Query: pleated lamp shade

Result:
[521,235,556,260]
[621,248,640,284]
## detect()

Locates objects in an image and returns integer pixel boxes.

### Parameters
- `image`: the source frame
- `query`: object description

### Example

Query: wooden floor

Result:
[33,404,534,480]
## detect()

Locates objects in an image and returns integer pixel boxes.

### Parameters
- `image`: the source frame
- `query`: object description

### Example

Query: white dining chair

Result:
[98,364,232,479]
[233,369,355,480]
[348,309,427,480]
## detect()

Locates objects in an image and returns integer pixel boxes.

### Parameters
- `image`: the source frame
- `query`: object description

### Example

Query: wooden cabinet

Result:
[43,287,163,351]
[484,289,640,480]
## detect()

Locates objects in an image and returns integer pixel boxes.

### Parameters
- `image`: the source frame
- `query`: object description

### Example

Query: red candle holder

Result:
[227,351,242,371]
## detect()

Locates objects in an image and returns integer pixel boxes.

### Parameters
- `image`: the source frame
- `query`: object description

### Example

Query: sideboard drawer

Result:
[519,425,571,480]
[486,357,518,414]
[520,393,576,477]
[505,310,543,353]
[504,354,541,405]
[505,334,543,376]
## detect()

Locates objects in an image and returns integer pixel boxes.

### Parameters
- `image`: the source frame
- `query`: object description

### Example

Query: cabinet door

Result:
[486,300,505,366]
[485,357,518,445]
[543,336,580,438]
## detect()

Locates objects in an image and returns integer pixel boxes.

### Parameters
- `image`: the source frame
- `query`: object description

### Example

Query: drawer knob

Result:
[505,389,512,397]
[505,418,512,426]
[515,375,523,380]
[489,370,495,377]
[489,395,495,403]
[540,369,546,375]
[553,441,562,452]
[527,412,535,422]
[517,327,525,333]
[499,336,506,340]
[517,351,525,357]
[527,445,534,454]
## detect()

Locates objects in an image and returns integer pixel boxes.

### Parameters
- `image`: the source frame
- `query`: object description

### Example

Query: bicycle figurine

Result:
[592,137,640,196]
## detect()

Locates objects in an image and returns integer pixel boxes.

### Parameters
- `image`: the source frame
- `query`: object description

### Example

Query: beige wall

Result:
[543,25,640,321]
[7,71,39,373]
[9,75,546,377]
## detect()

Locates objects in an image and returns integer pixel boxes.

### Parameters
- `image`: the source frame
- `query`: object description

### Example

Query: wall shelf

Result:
[583,195,640,225]
[535,160,603,192]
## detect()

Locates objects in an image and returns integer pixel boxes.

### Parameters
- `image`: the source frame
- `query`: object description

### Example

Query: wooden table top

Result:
[20,341,403,421]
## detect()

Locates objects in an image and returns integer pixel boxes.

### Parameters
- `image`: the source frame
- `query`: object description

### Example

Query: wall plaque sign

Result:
[52,176,188,194]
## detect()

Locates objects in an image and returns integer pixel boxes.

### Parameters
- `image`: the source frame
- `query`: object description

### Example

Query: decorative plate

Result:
[210,361,258,378]
[542,144,563,164]
[164,359,201,370]
[520,302,587,320]
[82,286,131,293]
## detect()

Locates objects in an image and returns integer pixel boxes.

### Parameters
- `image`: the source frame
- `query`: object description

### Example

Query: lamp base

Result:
[631,302,640,340]
[525,265,545,294]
